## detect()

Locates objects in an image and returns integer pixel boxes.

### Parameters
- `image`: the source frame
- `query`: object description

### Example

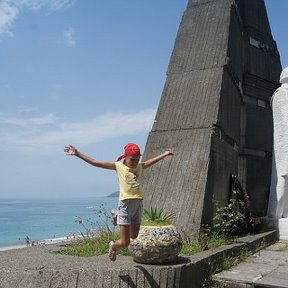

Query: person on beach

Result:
[25,236,30,247]
[64,143,173,261]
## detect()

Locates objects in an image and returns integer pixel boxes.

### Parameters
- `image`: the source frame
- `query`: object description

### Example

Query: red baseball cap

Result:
[116,143,141,161]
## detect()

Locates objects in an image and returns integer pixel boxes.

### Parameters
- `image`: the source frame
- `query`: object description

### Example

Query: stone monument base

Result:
[262,217,288,240]
[278,218,288,240]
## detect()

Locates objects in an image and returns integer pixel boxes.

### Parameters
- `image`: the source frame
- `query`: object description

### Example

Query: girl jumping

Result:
[64,143,173,261]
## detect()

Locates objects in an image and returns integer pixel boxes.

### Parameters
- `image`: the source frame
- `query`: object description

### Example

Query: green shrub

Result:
[59,203,119,257]
[213,198,247,236]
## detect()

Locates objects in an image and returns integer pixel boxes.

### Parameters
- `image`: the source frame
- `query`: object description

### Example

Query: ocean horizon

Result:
[0,196,118,249]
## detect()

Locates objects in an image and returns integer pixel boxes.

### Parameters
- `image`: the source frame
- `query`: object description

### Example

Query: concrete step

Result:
[213,241,288,288]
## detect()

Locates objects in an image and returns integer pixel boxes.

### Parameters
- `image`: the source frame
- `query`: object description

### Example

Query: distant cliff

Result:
[107,191,119,198]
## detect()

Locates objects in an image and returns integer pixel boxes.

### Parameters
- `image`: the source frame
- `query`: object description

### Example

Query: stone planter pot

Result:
[128,225,183,264]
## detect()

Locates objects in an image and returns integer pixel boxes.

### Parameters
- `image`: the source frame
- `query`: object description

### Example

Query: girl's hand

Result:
[165,151,174,156]
[64,144,78,156]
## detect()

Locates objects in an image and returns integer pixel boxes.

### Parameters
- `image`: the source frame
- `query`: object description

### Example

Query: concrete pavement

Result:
[0,230,281,288]
[214,241,288,288]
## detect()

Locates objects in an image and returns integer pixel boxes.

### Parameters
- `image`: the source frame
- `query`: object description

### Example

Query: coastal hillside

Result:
[107,191,119,198]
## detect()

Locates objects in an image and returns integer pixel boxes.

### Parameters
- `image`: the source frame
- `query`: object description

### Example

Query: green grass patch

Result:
[59,228,230,257]
[181,242,203,255]
[58,232,229,258]
[58,230,130,257]
[58,203,244,258]
[275,242,288,252]
[222,248,251,270]
[180,234,228,256]
[206,235,227,249]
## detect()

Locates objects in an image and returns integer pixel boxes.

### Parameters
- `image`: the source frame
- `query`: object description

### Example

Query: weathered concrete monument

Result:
[142,0,282,240]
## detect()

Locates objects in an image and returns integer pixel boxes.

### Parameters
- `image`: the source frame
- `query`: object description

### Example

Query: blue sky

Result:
[0,0,287,199]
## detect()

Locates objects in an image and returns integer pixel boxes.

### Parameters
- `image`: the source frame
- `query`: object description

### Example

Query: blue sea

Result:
[0,197,118,249]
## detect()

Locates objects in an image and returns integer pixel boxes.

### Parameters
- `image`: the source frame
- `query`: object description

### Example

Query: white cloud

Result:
[63,27,76,47]
[49,0,75,11]
[0,0,75,37]
[16,0,75,11]
[0,108,156,154]
[3,113,59,126]
[16,106,39,114]
[0,1,19,37]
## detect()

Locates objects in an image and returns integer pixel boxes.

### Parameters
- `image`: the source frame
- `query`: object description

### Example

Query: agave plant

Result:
[142,207,176,226]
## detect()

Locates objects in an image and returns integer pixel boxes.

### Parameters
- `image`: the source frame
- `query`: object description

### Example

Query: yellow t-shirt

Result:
[115,162,144,200]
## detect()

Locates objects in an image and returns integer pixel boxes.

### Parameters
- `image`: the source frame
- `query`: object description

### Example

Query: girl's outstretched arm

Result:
[142,151,173,169]
[64,144,116,170]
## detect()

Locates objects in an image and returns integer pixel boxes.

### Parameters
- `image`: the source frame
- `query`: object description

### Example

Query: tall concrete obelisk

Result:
[142,0,282,239]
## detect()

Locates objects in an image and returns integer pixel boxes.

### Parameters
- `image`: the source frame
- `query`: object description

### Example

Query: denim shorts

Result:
[117,199,143,225]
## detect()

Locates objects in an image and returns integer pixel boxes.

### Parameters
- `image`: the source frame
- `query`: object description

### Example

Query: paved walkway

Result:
[0,231,282,288]
[0,243,187,288]
[214,241,288,288]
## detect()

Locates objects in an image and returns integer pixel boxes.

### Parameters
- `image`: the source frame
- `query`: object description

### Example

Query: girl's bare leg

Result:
[109,223,141,261]
[113,223,140,250]
[130,223,141,239]
[113,225,131,249]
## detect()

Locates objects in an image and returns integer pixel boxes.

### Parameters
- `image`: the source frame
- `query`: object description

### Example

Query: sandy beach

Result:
[0,235,82,252]
[0,244,26,252]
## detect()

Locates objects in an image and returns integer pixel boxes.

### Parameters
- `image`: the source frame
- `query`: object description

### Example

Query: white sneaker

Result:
[108,241,116,261]
[111,209,117,226]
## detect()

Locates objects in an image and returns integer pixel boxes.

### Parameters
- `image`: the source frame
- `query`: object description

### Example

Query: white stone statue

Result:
[267,67,288,219]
